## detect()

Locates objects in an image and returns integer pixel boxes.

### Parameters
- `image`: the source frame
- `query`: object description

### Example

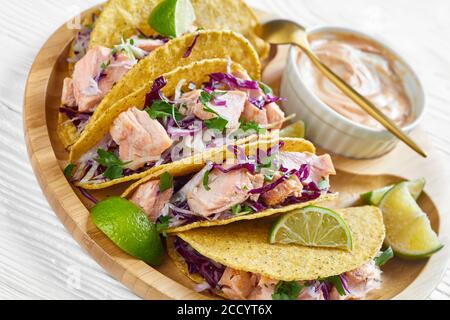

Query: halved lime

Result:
[148,0,196,38]
[379,182,443,259]
[269,206,353,251]
[361,178,425,206]
[280,120,306,139]
[91,197,164,265]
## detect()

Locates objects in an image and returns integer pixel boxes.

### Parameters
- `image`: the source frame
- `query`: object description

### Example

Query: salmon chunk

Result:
[61,78,77,107]
[241,101,268,126]
[110,107,173,169]
[278,152,336,183]
[261,174,303,206]
[180,90,246,130]
[133,37,166,52]
[186,166,263,217]
[219,268,257,300]
[266,102,285,129]
[247,276,278,300]
[71,46,132,112]
[130,180,173,222]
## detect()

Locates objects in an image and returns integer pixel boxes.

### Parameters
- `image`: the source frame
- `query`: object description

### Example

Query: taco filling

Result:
[61,33,171,135]
[71,70,285,185]
[128,142,335,228]
[174,237,382,300]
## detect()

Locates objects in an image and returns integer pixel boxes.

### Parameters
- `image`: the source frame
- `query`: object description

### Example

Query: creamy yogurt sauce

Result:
[298,33,412,129]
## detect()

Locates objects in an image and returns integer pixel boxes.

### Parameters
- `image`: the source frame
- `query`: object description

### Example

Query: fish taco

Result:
[58,29,261,149]
[121,137,337,233]
[168,206,385,300]
[89,0,269,59]
[67,58,284,189]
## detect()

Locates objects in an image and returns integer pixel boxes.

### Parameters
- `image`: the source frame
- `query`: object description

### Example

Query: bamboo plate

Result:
[24,6,450,300]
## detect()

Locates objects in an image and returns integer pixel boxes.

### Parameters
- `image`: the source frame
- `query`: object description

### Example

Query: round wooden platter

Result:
[24,6,450,300]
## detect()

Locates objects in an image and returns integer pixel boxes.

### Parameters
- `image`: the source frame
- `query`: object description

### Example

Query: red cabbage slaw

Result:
[162,149,331,228]
[183,34,200,58]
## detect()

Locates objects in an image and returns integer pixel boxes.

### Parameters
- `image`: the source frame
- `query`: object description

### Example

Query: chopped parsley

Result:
[146,100,183,122]
[375,247,394,267]
[323,275,346,296]
[272,281,303,300]
[258,81,273,95]
[95,149,128,180]
[63,164,76,179]
[159,172,173,192]
[156,216,171,236]
[240,120,266,133]
[202,169,211,191]
[199,90,228,131]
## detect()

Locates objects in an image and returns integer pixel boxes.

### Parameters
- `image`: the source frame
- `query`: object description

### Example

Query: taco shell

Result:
[169,206,385,283]
[89,0,269,58]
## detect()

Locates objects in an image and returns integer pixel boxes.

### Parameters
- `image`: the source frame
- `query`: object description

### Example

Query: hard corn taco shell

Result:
[122,137,337,233]
[59,30,261,149]
[71,59,268,190]
[169,206,385,284]
[89,0,269,58]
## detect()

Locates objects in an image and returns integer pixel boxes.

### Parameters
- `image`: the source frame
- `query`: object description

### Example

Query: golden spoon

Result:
[259,19,427,158]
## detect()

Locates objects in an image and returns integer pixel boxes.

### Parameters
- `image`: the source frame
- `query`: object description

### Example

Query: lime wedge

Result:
[148,0,196,38]
[379,182,443,259]
[361,178,425,206]
[269,206,353,251]
[280,120,306,139]
[91,197,164,265]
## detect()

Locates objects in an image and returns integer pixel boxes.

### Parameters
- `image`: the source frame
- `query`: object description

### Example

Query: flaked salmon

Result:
[279,152,336,183]
[247,276,278,300]
[179,90,246,130]
[70,46,133,112]
[261,174,303,206]
[218,268,257,300]
[186,165,264,217]
[131,180,173,222]
[110,107,173,169]
[61,78,77,107]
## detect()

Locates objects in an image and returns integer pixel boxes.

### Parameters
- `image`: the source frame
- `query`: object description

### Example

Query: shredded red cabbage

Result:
[248,94,284,110]
[59,107,92,127]
[243,200,267,212]
[145,76,168,107]
[339,274,350,294]
[78,187,98,204]
[249,169,298,195]
[227,145,247,162]
[317,282,331,300]
[183,34,200,58]
[212,163,257,175]
[174,237,225,288]
[207,73,260,91]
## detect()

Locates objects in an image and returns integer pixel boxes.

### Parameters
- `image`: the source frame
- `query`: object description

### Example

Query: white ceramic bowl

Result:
[280,26,426,159]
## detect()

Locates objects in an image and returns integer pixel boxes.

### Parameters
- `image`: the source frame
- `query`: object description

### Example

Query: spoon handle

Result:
[300,47,427,158]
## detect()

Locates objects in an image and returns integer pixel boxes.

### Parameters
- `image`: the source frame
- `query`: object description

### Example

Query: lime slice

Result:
[379,182,443,259]
[91,197,164,265]
[269,206,353,251]
[361,178,425,206]
[148,0,196,38]
[280,120,306,139]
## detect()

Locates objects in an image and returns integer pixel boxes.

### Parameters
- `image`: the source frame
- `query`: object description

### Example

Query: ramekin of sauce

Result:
[281,26,425,159]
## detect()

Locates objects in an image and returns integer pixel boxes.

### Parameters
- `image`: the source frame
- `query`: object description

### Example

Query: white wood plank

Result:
[0,0,448,299]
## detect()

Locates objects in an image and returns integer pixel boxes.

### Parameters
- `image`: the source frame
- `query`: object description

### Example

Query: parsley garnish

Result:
[324,276,346,296]
[64,164,76,179]
[272,281,303,300]
[202,169,211,191]
[199,91,228,131]
[156,216,171,236]
[95,149,128,180]
[231,204,242,215]
[258,81,273,95]
[159,172,173,192]
[240,120,266,134]
[100,60,110,70]
[146,100,183,122]
[375,247,394,267]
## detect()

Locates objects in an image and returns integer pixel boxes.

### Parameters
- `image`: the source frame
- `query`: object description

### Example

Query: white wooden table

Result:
[1,0,449,300]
